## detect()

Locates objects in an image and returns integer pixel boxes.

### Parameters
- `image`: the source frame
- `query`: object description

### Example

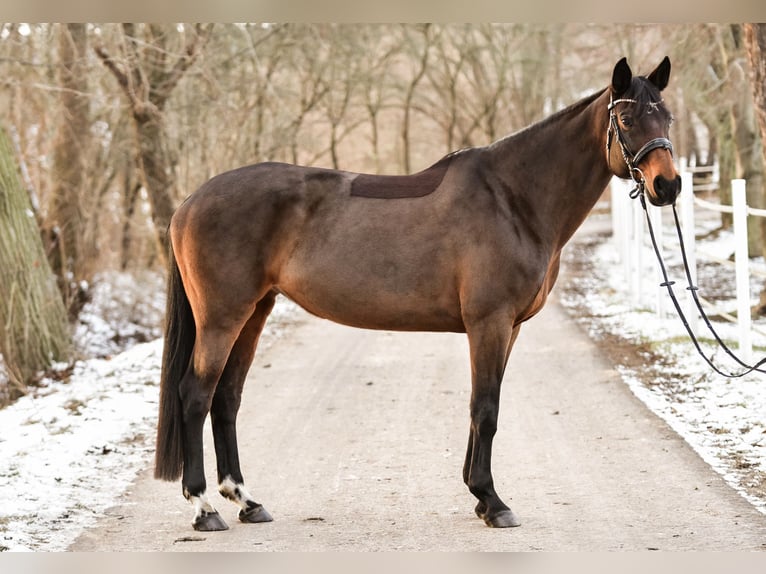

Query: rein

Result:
[609,95,766,377]
[635,191,766,378]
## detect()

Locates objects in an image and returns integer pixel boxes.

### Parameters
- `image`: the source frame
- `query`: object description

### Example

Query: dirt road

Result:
[71,296,766,551]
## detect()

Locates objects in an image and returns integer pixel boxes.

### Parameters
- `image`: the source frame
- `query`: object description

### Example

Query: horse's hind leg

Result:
[179,323,243,531]
[212,291,276,524]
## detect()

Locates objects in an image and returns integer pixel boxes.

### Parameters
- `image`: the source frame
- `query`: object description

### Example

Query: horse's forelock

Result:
[627,77,668,118]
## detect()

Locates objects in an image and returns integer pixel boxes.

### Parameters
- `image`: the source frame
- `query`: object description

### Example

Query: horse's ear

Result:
[647,56,671,91]
[611,57,632,96]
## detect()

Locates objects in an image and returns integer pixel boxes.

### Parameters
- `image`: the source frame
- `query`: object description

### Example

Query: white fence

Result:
[610,169,766,363]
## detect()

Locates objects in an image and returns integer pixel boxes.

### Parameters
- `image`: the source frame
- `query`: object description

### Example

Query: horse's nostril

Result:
[652,174,681,205]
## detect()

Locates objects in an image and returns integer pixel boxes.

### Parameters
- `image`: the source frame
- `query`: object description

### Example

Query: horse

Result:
[154,57,681,531]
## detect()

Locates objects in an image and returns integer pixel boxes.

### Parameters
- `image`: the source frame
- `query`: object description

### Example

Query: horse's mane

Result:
[427,73,667,170]
[486,88,606,151]
[486,72,668,154]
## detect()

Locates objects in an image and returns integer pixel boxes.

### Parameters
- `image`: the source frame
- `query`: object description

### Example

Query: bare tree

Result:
[725,26,764,255]
[400,24,433,173]
[745,24,766,161]
[461,24,515,144]
[507,25,559,128]
[673,24,764,241]
[94,23,213,255]
[744,23,766,313]
[314,25,364,169]
[48,23,91,314]
[180,23,289,174]
[357,26,400,173]
[277,25,332,165]
[423,25,469,152]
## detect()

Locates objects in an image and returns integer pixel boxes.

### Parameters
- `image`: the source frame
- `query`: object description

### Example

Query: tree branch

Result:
[152,23,213,109]
[93,45,131,99]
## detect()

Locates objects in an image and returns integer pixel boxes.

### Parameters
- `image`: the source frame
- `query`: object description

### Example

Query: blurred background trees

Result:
[2,23,766,400]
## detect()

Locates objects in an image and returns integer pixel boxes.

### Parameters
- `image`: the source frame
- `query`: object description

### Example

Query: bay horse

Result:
[154,57,680,531]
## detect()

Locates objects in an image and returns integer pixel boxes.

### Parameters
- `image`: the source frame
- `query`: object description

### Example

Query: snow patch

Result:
[560,215,766,516]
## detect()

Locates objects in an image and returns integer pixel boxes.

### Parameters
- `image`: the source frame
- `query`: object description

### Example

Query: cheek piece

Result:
[606,96,674,189]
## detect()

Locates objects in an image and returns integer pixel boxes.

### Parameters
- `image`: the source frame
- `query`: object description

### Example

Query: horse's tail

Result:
[154,242,195,481]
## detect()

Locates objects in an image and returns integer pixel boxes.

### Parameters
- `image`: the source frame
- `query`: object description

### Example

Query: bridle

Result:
[606,95,674,198]
[607,94,766,378]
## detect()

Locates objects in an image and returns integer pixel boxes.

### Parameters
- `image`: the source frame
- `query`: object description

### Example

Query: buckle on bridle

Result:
[630,166,645,183]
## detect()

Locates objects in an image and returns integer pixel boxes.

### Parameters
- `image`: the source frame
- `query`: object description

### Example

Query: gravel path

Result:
[70,289,766,551]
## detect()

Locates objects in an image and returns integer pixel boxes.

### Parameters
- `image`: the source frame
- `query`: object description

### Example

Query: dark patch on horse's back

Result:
[350,156,453,199]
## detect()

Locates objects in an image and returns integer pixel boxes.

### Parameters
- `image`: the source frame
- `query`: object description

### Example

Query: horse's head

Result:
[607,57,681,207]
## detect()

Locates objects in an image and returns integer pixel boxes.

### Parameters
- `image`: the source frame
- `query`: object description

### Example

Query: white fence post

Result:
[611,177,633,289]
[732,179,753,363]
[679,170,698,336]
[611,178,626,265]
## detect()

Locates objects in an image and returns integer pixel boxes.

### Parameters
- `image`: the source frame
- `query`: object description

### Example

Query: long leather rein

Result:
[608,97,766,378]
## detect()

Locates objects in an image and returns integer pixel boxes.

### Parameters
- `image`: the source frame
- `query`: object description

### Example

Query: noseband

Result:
[606,96,674,196]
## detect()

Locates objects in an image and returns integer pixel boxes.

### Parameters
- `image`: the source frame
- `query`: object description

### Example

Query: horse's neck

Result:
[485,89,613,251]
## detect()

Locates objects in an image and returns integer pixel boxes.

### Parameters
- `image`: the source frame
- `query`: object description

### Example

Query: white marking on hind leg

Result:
[219,475,255,510]
[184,487,217,517]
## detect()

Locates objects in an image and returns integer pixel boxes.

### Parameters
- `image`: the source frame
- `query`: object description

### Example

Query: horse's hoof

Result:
[239,501,273,524]
[484,509,521,528]
[193,510,229,531]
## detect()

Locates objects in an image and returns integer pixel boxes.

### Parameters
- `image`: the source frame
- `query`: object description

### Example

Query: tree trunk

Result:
[717,117,736,229]
[121,172,142,271]
[744,24,766,162]
[743,23,766,312]
[401,25,431,173]
[367,101,382,172]
[95,24,212,257]
[729,62,764,256]
[48,23,91,315]
[0,127,71,403]
[132,112,177,251]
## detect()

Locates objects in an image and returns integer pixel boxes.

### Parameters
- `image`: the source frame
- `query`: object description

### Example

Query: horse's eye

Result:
[620,114,633,128]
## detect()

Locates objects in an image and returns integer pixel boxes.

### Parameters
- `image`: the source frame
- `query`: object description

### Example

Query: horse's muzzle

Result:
[649,174,681,206]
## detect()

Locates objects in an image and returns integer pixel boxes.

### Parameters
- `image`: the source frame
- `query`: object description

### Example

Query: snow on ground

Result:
[559,211,766,516]
[2,208,766,551]
[0,273,299,552]
[0,338,163,551]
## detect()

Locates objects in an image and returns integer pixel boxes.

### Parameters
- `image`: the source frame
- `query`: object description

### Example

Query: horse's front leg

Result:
[463,315,521,528]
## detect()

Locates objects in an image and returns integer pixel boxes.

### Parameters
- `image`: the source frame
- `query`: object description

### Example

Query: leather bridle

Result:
[606,95,674,193]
